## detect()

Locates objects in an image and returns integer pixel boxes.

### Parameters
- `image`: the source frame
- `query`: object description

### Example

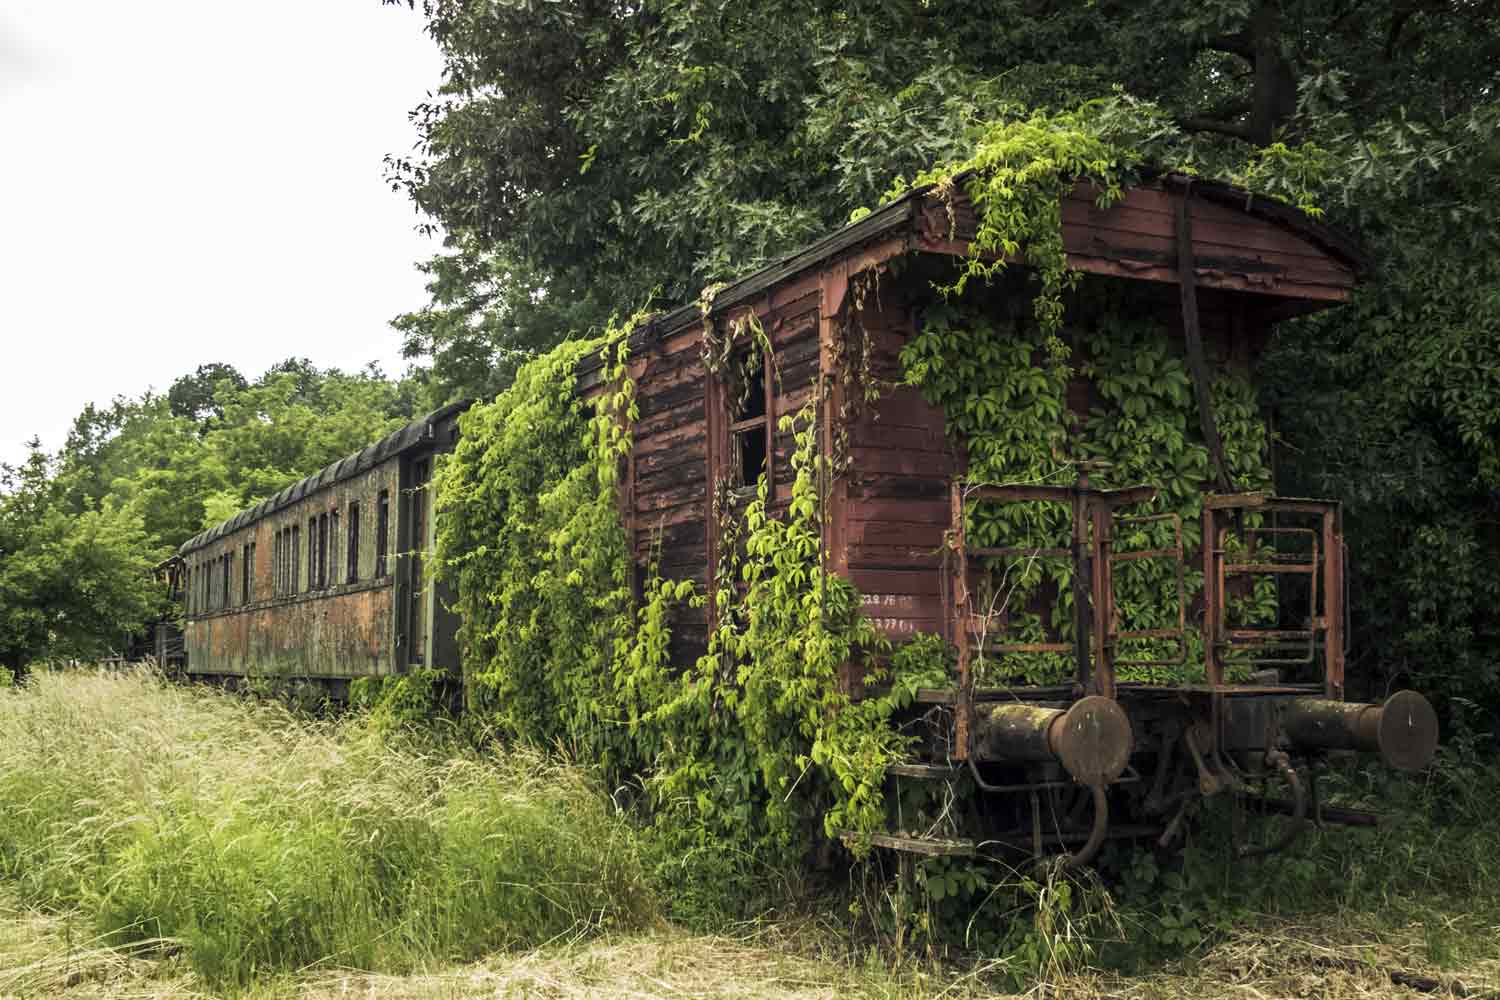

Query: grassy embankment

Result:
[0,668,653,987]
[0,668,1498,998]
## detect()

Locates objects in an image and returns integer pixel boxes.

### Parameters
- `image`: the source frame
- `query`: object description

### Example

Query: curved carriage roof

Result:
[177,399,470,557]
[577,171,1367,377]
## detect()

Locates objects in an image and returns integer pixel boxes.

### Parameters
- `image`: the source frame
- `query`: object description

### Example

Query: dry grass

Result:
[0,891,201,999]
[1108,917,1500,999]
[3,889,1498,1000]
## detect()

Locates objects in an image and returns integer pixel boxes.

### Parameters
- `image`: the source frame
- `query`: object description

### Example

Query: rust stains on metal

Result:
[973,696,1132,785]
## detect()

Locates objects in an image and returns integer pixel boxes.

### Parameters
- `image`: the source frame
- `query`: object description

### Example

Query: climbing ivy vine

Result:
[436,315,939,903]
[899,287,1276,685]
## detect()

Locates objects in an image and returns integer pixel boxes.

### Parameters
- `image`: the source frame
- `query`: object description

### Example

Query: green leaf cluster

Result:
[0,450,157,670]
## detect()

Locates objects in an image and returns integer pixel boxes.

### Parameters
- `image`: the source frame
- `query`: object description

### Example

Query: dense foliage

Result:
[434,321,945,914]
[393,0,1500,721]
[901,288,1275,686]
[0,452,155,670]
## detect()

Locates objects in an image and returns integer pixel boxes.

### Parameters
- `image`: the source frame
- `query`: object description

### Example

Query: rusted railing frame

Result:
[947,476,1165,759]
[1202,494,1345,697]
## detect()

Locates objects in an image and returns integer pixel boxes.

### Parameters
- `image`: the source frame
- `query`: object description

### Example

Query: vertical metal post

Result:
[1175,184,1234,494]
[1203,505,1222,688]
[1323,508,1345,699]
[952,480,971,760]
[1091,500,1115,699]
[1072,478,1094,696]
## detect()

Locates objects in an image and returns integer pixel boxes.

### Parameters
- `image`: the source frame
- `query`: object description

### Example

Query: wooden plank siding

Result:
[840,296,959,641]
[914,181,1357,306]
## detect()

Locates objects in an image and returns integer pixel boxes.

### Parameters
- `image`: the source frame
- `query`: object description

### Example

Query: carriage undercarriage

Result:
[858,479,1438,867]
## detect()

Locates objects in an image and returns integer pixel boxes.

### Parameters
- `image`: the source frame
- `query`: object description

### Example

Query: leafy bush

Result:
[0,668,656,986]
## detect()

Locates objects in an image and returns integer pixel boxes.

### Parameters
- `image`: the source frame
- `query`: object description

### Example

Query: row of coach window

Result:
[185,489,390,614]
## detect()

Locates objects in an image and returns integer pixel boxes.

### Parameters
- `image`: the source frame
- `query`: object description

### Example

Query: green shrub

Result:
[0,668,657,986]
[349,666,452,731]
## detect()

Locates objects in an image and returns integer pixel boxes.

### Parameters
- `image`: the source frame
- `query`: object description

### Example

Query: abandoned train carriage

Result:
[577,177,1369,657]
[174,173,1438,862]
[173,402,468,695]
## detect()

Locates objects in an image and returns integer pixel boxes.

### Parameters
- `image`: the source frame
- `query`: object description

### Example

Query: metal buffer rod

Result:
[974,696,1134,784]
[1282,691,1439,772]
[972,696,1134,868]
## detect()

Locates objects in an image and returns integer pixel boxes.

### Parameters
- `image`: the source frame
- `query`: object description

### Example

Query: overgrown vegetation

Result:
[2,0,1496,989]
[899,287,1275,686]
[435,319,948,921]
[0,668,655,987]
[428,98,1475,951]
[1106,738,1500,969]
[2,670,1498,996]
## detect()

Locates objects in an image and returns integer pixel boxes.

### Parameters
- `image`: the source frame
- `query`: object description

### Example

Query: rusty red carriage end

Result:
[570,172,1436,866]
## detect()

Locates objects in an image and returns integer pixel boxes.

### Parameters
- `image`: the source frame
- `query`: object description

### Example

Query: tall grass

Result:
[0,668,656,986]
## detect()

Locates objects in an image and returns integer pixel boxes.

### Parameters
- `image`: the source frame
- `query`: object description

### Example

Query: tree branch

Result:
[1384,8,1417,60]
[1202,29,1255,61]
[1178,116,1258,140]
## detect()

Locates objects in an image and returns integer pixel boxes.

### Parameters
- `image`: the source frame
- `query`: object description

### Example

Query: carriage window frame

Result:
[375,489,390,578]
[726,345,774,498]
[347,501,361,581]
[330,510,340,586]
[317,512,329,589]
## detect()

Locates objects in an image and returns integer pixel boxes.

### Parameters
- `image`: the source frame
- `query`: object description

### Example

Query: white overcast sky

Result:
[0,1,445,467]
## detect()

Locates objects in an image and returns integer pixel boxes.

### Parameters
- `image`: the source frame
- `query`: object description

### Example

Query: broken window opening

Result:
[728,349,772,494]
[347,502,361,581]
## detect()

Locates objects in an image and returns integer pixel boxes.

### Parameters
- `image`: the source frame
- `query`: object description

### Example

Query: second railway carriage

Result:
[173,402,468,696]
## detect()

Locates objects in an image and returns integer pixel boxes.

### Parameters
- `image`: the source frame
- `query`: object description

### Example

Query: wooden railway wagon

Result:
[172,402,468,696]
[575,175,1439,863]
